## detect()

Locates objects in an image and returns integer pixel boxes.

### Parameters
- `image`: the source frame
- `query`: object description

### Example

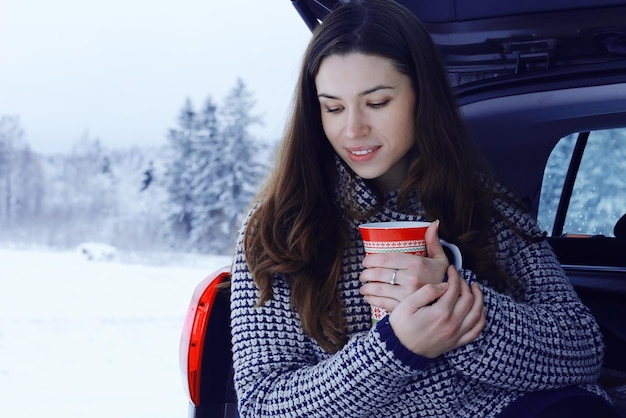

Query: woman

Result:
[229,0,616,416]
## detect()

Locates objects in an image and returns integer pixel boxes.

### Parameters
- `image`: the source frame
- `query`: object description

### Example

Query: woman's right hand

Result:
[359,221,454,312]
[388,265,486,358]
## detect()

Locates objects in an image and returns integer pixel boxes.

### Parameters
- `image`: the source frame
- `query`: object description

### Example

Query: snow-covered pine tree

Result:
[188,97,226,253]
[0,115,24,223]
[11,144,44,221]
[164,99,197,246]
[65,133,117,218]
[213,78,268,253]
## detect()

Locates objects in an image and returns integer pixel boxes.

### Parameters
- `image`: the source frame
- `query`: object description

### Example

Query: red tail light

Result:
[179,265,231,406]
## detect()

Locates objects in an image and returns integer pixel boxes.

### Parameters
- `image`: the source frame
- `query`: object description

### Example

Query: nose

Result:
[344,108,369,139]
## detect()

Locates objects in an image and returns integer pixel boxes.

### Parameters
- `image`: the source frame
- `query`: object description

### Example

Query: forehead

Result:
[315,53,405,94]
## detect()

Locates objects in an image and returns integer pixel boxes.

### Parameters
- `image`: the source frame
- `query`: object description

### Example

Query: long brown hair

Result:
[244,0,520,353]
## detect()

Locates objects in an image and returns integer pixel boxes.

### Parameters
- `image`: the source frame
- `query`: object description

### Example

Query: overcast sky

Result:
[0,0,313,154]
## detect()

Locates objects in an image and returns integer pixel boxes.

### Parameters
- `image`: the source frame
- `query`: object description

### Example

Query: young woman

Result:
[229,0,617,416]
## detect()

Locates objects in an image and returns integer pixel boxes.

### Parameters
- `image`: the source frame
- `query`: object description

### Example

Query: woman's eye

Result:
[325,106,343,113]
[369,100,389,108]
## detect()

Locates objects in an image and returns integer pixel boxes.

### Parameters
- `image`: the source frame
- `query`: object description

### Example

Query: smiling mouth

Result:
[350,149,375,156]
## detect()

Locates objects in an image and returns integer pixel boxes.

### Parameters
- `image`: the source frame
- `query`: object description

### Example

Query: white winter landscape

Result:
[0,246,231,418]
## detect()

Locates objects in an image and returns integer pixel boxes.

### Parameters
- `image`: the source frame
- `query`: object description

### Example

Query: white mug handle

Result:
[440,240,462,270]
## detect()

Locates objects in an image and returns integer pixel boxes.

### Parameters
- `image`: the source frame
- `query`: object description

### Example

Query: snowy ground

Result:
[0,246,231,418]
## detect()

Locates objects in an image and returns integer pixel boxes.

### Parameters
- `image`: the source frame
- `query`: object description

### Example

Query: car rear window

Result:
[539,128,626,237]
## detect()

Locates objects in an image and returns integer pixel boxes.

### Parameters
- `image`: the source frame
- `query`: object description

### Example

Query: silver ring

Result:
[389,269,398,285]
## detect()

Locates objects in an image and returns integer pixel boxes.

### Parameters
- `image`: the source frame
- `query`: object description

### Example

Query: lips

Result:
[346,146,380,162]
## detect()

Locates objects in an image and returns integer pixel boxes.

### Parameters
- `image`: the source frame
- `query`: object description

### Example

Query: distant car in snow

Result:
[76,242,118,261]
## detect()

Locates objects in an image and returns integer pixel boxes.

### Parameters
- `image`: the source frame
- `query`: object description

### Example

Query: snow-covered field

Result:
[0,247,231,418]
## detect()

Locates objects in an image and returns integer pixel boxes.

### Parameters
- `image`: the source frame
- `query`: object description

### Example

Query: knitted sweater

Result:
[230,160,606,417]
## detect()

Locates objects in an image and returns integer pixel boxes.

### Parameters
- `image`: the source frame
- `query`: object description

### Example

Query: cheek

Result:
[396,112,415,146]
[321,116,340,144]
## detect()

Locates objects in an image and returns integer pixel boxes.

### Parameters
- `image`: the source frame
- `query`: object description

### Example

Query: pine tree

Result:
[215,78,268,252]
[164,99,198,245]
[0,115,24,223]
[12,145,45,220]
[63,133,117,218]
[188,97,225,252]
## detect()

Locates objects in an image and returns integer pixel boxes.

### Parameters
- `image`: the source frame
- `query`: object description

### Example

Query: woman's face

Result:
[315,53,416,192]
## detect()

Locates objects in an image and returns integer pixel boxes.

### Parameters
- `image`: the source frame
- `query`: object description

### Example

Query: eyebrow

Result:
[317,85,395,99]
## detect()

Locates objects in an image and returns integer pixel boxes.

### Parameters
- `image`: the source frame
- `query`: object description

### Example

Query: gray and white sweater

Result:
[230,160,606,417]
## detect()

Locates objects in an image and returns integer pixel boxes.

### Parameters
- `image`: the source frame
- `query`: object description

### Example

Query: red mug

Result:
[359,221,462,324]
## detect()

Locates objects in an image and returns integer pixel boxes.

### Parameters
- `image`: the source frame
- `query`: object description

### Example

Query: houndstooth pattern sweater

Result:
[230,159,606,417]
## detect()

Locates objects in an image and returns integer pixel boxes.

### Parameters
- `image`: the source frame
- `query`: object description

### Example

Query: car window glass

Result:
[538,128,626,237]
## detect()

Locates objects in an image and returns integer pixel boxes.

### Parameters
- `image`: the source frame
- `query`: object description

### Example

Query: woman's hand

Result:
[389,265,486,358]
[359,221,450,312]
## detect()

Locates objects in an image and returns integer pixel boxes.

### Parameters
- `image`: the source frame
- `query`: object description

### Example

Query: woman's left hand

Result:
[359,221,451,313]
[388,266,486,358]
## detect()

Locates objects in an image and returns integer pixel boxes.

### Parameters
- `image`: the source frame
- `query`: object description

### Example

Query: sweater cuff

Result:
[459,268,477,286]
[376,316,432,370]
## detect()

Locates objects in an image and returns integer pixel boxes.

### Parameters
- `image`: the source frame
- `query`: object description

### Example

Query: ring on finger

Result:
[389,269,398,286]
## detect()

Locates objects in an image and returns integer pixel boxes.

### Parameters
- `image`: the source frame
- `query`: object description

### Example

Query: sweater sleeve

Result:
[444,203,604,391]
[230,224,430,417]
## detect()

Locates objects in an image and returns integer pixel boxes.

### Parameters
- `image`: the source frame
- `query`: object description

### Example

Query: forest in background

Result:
[0,79,270,256]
